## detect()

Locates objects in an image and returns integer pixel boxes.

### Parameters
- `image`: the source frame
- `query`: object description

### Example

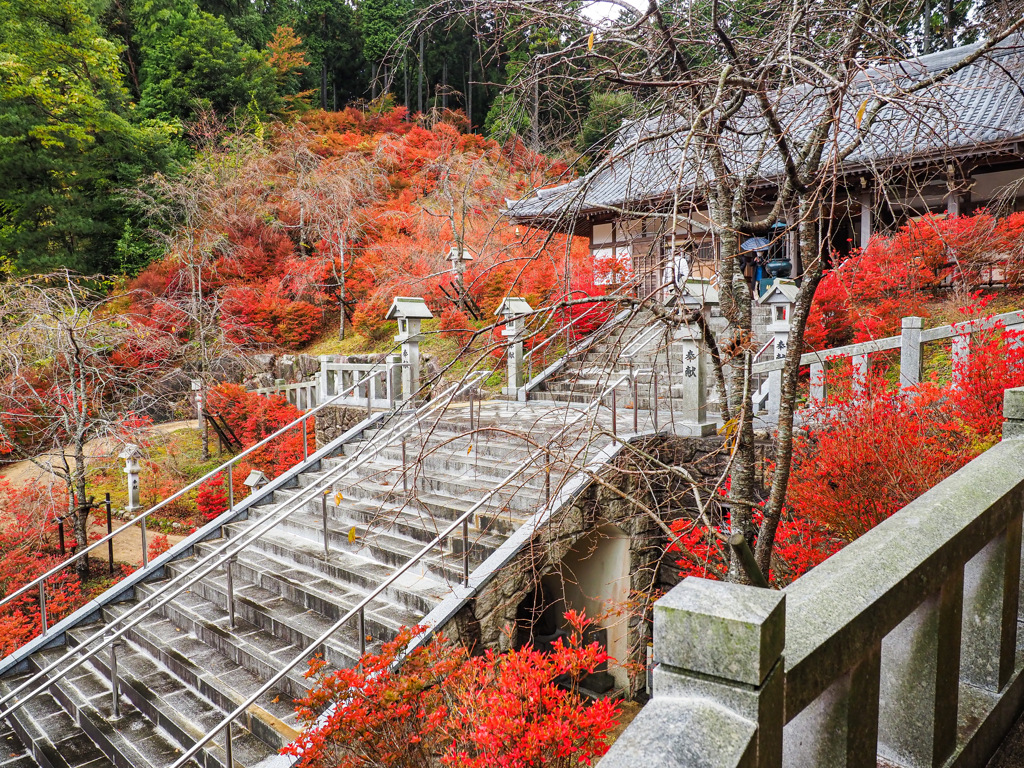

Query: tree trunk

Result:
[418,33,425,113]
[923,0,933,54]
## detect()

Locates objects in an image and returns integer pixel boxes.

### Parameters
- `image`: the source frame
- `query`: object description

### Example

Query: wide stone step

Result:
[98,605,300,751]
[59,623,287,760]
[0,678,115,768]
[22,650,222,768]
[202,527,447,615]
[132,582,326,699]
[239,508,490,585]
[164,553,424,653]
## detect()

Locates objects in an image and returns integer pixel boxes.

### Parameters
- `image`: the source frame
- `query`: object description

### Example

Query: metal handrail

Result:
[167,369,636,768]
[523,279,641,365]
[0,365,407,633]
[0,372,488,721]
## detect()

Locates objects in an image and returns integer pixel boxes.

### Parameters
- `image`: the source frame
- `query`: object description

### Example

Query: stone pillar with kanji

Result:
[497,296,533,400]
[674,325,716,435]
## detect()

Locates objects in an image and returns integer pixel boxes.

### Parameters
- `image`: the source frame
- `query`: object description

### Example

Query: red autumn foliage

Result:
[129,107,593,355]
[438,305,473,347]
[195,385,314,519]
[286,611,619,768]
[674,316,1024,583]
[789,321,1024,543]
[0,479,83,657]
[807,213,1024,347]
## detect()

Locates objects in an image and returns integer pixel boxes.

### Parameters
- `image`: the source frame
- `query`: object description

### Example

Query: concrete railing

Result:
[250,379,321,410]
[318,356,405,409]
[750,310,1024,414]
[602,387,1024,768]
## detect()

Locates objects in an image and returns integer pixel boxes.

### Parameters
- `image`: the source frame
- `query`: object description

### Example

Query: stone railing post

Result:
[877,569,963,767]
[899,317,923,391]
[600,578,784,768]
[851,353,870,398]
[1003,388,1024,439]
[497,297,533,400]
[387,297,433,402]
[809,362,825,404]
[318,355,332,400]
[951,327,970,391]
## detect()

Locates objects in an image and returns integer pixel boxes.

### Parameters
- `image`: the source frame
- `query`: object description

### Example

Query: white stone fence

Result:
[601,387,1024,767]
[751,310,1024,418]
[249,379,321,410]
[250,357,406,411]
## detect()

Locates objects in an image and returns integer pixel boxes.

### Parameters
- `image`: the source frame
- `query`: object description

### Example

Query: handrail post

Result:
[225,555,236,630]
[652,371,659,432]
[140,517,148,569]
[227,464,234,512]
[38,582,47,635]
[358,606,366,656]
[401,438,408,493]
[302,418,308,461]
[322,491,330,560]
[600,579,785,768]
[631,366,638,432]
[110,634,123,718]
[224,722,233,768]
[105,493,114,575]
[611,387,618,438]
[544,449,551,507]
[462,518,469,588]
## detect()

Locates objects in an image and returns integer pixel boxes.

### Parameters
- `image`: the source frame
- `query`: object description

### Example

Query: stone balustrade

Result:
[751,310,1024,414]
[601,386,1024,767]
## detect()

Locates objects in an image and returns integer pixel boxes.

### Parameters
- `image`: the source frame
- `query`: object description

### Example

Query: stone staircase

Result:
[0,400,626,768]
[529,311,724,418]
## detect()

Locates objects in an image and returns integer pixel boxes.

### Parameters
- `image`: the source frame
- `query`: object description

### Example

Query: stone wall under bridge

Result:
[447,433,754,698]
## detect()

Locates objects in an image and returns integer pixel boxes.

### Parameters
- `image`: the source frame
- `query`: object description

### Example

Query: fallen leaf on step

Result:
[348,527,357,544]
[272,696,280,704]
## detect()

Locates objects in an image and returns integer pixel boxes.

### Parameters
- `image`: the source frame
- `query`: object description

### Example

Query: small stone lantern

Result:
[757,278,799,417]
[190,378,203,424]
[387,297,433,401]
[119,444,143,513]
[244,470,269,492]
[496,296,533,399]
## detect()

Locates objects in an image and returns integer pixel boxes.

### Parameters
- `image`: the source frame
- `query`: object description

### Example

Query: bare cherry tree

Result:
[0,271,170,577]
[421,0,1024,581]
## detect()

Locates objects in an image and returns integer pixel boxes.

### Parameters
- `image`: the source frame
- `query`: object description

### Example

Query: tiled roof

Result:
[506,35,1024,223]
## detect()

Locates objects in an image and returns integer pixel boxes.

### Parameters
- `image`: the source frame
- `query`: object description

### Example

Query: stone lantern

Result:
[447,245,475,302]
[244,470,269,492]
[757,278,799,417]
[496,296,533,399]
[119,444,143,513]
[387,297,433,401]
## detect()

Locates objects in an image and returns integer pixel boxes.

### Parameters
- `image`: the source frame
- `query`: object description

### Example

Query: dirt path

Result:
[1,420,200,565]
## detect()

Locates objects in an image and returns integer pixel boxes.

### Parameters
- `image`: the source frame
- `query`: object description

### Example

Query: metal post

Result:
[632,372,639,432]
[225,556,236,630]
[469,388,475,432]
[653,371,660,432]
[224,722,233,768]
[462,517,469,588]
[58,519,66,558]
[110,638,121,718]
[302,419,308,461]
[322,492,330,559]
[140,517,148,568]
[39,582,47,634]
[106,493,114,575]
[401,439,408,493]
[227,464,234,512]
[611,388,618,438]
[358,606,366,655]
[544,450,551,506]
[366,379,372,418]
